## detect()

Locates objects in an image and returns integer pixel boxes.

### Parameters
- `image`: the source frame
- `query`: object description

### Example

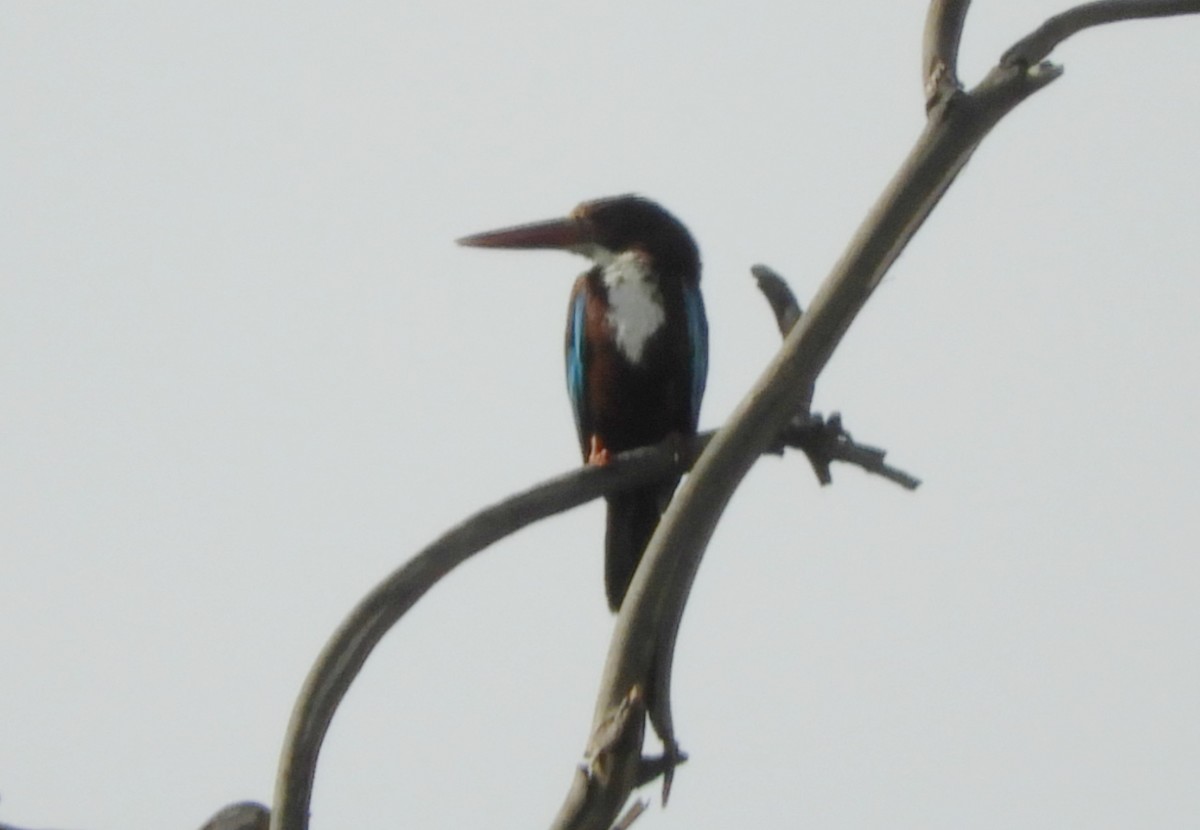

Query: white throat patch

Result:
[601,251,665,365]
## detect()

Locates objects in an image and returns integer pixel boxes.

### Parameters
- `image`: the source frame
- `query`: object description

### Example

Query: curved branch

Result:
[750,264,804,337]
[750,263,812,416]
[552,3,1200,828]
[267,408,910,830]
[570,95,1005,830]
[270,6,1199,827]
[267,423,908,830]
[269,442,692,830]
[1003,0,1200,67]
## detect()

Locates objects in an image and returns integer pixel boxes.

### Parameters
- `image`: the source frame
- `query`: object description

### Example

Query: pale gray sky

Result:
[2,3,1198,828]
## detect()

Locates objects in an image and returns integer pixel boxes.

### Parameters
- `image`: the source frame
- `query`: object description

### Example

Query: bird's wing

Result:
[565,276,590,454]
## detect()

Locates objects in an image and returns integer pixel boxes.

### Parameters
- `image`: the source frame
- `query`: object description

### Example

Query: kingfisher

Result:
[459,195,708,611]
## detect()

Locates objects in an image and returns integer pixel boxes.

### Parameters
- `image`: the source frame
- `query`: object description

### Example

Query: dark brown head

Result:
[458,194,700,283]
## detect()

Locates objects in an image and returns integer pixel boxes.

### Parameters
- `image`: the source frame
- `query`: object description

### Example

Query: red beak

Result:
[457,216,588,251]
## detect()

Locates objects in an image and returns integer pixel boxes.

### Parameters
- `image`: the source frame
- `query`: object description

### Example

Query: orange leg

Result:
[587,434,612,466]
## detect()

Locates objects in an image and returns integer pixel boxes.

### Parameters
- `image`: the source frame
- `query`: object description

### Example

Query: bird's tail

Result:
[604,483,677,611]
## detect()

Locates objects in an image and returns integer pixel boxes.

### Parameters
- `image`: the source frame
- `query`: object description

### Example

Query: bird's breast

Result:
[600,251,665,365]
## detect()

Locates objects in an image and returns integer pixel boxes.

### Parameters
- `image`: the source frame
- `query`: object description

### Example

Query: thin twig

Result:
[751,264,803,337]
[752,262,917,489]
[780,413,922,490]
[750,264,813,415]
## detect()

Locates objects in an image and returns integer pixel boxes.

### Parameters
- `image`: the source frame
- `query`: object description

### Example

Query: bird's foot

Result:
[587,435,612,466]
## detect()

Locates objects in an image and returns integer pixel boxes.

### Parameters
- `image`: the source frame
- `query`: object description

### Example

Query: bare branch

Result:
[923,0,971,110]
[269,416,908,830]
[554,3,1200,828]
[266,7,1198,828]
[269,443,690,830]
[750,264,812,415]
[750,264,803,337]
[780,413,922,491]
[1003,0,1200,67]
[752,263,917,489]
[586,106,998,826]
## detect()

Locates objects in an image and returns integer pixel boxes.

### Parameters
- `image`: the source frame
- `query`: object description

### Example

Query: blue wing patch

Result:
[565,288,588,441]
[683,285,708,428]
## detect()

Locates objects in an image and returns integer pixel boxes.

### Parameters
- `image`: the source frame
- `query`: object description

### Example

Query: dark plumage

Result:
[460,195,708,610]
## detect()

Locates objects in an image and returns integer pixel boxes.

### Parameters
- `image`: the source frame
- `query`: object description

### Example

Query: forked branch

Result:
[552,3,1200,829]
[263,264,911,830]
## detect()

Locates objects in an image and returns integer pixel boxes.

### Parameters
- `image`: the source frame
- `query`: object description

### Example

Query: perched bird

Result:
[459,195,708,610]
